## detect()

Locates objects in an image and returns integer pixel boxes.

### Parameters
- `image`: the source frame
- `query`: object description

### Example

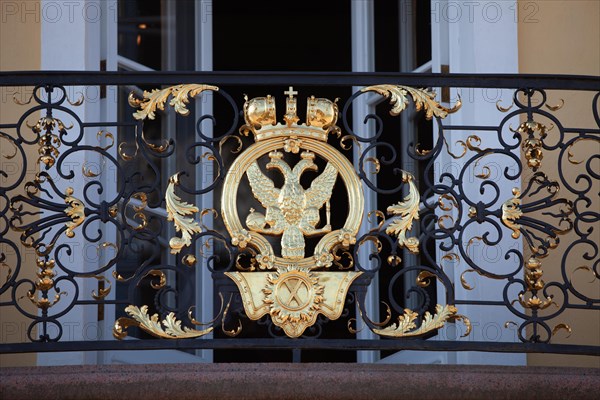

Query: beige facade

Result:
[518,0,600,368]
[0,0,41,367]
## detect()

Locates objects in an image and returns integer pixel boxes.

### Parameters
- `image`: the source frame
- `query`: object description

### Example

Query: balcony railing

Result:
[0,71,598,360]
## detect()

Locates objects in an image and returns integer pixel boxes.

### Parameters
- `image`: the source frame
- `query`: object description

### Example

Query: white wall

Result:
[431,0,525,366]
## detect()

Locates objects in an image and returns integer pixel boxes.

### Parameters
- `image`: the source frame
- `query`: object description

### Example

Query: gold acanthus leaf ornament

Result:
[166,174,202,254]
[64,187,85,238]
[361,85,461,119]
[373,304,471,338]
[113,305,212,339]
[130,84,219,121]
[502,188,523,239]
[27,259,66,310]
[386,171,420,254]
[27,116,71,168]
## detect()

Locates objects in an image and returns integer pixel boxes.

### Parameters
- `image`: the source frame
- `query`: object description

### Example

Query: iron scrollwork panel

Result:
[0,80,598,352]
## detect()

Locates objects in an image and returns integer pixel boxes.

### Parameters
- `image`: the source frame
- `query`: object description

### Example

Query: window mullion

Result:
[352,0,379,364]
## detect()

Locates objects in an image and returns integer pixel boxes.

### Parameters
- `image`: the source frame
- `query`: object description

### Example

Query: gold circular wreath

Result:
[221,136,364,269]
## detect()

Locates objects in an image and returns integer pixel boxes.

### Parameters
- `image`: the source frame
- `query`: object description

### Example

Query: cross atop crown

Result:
[284,86,298,98]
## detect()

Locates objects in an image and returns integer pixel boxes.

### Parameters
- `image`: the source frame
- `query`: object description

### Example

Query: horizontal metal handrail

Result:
[1,339,599,356]
[0,71,599,90]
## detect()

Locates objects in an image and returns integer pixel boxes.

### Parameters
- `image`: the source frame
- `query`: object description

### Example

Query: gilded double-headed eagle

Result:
[245,150,338,259]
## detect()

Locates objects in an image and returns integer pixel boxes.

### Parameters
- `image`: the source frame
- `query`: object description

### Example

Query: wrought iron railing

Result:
[0,72,598,359]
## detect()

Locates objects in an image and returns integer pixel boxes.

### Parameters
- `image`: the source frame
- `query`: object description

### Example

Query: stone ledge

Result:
[1,363,599,400]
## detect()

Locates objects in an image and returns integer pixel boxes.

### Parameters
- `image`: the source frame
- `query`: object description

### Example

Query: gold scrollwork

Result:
[13,92,33,106]
[496,100,514,113]
[130,84,219,121]
[27,116,72,168]
[118,141,137,161]
[139,270,167,290]
[502,174,573,252]
[340,134,362,152]
[219,135,244,157]
[64,187,85,238]
[82,160,104,178]
[517,257,553,310]
[367,209,386,231]
[95,130,115,151]
[373,304,471,338]
[27,259,66,310]
[1,261,12,284]
[66,93,84,107]
[364,157,381,174]
[545,99,565,112]
[221,293,243,337]
[570,265,599,285]
[551,323,572,339]
[126,192,148,231]
[165,174,203,254]
[117,129,172,161]
[416,271,436,287]
[511,119,550,171]
[566,137,600,165]
[361,85,461,119]
[438,194,458,212]
[464,135,490,153]
[502,188,523,239]
[182,254,197,268]
[88,275,112,300]
[460,269,484,290]
[0,135,18,160]
[113,305,213,339]
[472,153,493,180]
[386,171,420,254]
[442,136,467,159]
[353,299,393,334]
[441,252,460,264]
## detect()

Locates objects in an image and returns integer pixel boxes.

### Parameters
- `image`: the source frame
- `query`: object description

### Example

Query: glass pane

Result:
[118,0,162,70]
[213,0,351,71]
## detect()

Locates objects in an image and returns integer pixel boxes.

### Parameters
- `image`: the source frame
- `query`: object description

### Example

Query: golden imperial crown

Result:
[240,86,340,142]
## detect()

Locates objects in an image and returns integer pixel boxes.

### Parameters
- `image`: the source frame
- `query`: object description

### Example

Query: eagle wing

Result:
[246,161,280,208]
[304,163,338,209]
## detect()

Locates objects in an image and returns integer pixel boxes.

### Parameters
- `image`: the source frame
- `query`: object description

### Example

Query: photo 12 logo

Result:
[1,1,117,24]
[400,1,540,24]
